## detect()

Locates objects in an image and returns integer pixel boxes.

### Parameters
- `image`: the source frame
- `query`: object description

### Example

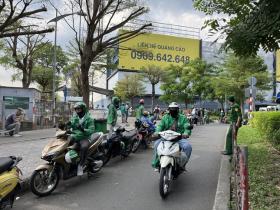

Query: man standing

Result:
[153,105,160,120]
[136,99,145,120]
[107,96,120,138]
[120,103,126,123]
[125,103,129,123]
[5,108,24,137]
[221,96,242,155]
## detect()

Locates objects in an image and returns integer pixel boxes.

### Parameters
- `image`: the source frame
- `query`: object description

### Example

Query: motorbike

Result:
[156,130,189,199]
[132,120,155,152]
[101,127,138,166]
[30,129,106,197]
[0,156,22,210]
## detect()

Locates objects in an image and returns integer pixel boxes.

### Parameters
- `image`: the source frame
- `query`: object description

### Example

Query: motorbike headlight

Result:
[42,151,59,160]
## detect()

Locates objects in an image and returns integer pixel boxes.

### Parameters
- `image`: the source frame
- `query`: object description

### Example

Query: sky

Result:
[0,0,208,88]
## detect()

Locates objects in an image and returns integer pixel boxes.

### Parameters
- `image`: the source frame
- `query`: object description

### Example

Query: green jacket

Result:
[136,105,144,120]
[156,113,192,136]
[69,111,95,141]
[120,105,126,114]
[107,104,117,125]
[229,103,242,123]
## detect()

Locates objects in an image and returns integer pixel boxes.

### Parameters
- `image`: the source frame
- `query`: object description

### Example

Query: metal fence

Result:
[232,125,249,210]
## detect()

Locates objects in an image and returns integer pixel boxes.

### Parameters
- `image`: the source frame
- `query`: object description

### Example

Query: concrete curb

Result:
[212,127,231,210]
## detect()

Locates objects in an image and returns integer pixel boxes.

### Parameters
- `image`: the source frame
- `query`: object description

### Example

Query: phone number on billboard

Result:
[131,50,190,64]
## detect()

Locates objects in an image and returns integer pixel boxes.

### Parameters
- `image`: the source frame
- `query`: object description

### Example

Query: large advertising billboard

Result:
[118,32,201,70]
[276,50,280,82]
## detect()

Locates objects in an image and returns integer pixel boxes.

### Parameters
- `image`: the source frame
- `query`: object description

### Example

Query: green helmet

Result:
[74,102,87,112]
[227,95,235,103]
[112,97,120,107]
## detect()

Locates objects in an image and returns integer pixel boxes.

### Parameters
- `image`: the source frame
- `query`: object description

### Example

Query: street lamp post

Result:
[48,10,86,126]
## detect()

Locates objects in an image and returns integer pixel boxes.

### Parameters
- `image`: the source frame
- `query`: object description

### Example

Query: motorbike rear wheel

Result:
[131,135,142,153]
[30,168,59,197]
[159,166,171,199]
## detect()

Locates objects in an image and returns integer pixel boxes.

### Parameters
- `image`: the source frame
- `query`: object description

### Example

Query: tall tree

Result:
[114,74,146,107]
[0,0,53,38]
[194,0,280,56]
[211,54,271,110]
[65,0,151,106]
[141,65,167,110]
[0,33,47,87]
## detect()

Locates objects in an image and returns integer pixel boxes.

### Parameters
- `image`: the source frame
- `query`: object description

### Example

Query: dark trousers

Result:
[225,124,239,155]
[70,137,90,165]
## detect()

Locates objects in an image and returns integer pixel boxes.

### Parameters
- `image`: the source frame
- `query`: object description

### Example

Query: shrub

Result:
[250,112,280,147]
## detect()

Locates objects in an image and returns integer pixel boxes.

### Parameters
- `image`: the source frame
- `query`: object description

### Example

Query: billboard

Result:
[118,32,201,70]
[276,50,280,82]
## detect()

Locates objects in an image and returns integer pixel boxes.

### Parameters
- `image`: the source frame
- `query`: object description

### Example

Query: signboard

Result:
[3,96,29,109]
[276,50,280,82]
[66,96,83,102]
[118,31,201,70]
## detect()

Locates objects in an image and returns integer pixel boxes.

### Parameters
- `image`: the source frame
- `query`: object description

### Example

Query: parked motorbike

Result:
[0,156,22,209]
[101,127,138,166]
[30,129,106,197]
[132,120,154,152]
[156,130,189,199]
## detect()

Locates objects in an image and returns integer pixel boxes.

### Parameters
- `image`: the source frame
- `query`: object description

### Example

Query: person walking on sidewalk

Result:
[221,96,242,155]
[120,103,126,123]
[68,102,95,176]
[107,96,120,138]
[136,99,145,120]
[5,108,25,137]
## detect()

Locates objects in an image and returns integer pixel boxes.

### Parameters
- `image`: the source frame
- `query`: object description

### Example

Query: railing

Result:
[232,124,249,210]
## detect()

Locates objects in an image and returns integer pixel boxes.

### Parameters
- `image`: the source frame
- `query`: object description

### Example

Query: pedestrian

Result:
[153,105,160,120]
[221,96,242,155]
[125,103,129,123]
[120,103,126,123]
[5,108,25,137]
[107,96,120,139]
[135,99,145,120]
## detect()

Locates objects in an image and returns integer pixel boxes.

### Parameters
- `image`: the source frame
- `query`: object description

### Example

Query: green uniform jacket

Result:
[156,113,192,136]
[69,111,95,141]
[136,105,144,120]
[229,103,242,123]
[107,104,117,126]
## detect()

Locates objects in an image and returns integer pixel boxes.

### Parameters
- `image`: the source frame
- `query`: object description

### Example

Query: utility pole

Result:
[52,9,58,126]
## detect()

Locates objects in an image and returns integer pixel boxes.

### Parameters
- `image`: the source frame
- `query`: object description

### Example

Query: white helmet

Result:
[168,102,179,108]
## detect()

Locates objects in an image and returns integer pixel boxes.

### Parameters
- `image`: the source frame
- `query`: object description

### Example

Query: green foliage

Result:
[250,112,280,148]
[211,54,271,105]
[160,58,214,105]
[237,126,280,209]
[114,74,146,105]
[194,0,280,56]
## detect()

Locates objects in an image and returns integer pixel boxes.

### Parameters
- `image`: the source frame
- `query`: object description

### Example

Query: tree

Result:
[0,0,53,38]
[65,0,151,106]
[160,59,214,107]
[114,74,146,107]
[0,33,47,87]
[194,0,280,56]
[211,54,271,111]
[141,65,167,110]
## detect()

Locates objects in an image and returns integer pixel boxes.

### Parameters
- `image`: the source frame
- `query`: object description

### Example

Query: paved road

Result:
[13,124,228,210]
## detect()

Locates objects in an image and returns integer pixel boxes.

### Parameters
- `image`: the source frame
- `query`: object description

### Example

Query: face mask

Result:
[169,109,179,118]
[77,111,85,118]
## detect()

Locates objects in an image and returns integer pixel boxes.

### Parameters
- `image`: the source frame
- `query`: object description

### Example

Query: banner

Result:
[3,96,29,109]
[118,31,201,70]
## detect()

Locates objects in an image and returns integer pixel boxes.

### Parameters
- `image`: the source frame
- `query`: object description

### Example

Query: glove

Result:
[182,134,189,139]
[77,124,85,132]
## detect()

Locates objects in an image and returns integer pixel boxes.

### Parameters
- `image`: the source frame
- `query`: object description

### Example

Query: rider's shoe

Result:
[77,164,84,176]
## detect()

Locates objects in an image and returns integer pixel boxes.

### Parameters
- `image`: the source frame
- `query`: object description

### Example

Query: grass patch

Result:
[237,126,280,210]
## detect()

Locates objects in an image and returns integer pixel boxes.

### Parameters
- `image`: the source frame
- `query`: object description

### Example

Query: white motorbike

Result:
[157,130,189,199]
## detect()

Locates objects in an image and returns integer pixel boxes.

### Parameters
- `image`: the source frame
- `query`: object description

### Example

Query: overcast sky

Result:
[0,0,208,87]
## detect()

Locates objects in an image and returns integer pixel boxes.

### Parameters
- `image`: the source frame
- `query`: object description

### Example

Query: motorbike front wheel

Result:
[159,166,171,199]
[30,168,59,197]
[131,135,142,153]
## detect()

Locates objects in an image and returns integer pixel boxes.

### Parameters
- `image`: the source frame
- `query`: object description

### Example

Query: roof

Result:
[0,86,41,92]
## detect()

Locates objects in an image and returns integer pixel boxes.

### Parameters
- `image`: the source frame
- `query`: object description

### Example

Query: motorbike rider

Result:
[107,96,120,138]
[136,99,145,120]
[68,102,95,176]
[140,111,156,134]
[152,102,192,169]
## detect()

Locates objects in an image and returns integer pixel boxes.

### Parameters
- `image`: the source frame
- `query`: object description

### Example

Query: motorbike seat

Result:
[89,133,101,145]
[122,129,137,139]
[0,157,14,174]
